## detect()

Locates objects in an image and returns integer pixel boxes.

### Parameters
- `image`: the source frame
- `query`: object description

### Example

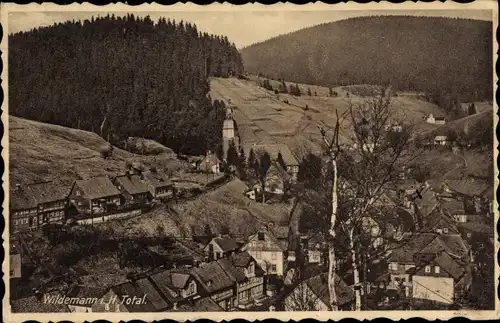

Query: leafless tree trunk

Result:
[313,89,416,311]
[318,110,344,311]
[100,115,107,137]
[327,149,339,311]
[349,228,361,310]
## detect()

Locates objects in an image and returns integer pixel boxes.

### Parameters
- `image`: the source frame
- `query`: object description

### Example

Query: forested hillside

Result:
[241,16,492,105]
[9,14,243,155]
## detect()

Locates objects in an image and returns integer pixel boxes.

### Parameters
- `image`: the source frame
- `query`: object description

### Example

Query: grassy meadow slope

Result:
[9,116,182,187]
[241,16,492,101]
[210,77,450,159]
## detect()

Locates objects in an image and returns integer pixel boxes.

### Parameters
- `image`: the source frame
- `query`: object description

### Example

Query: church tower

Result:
[222,104,239,160]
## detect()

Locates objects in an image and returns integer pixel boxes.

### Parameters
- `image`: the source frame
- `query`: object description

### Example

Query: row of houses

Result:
[374,177,494,306]
[14,249,267,313]
[10,170,174,232]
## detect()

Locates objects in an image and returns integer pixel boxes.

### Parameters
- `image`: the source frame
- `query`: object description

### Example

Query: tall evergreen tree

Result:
[226,141,239,167]
[9,15,244,156]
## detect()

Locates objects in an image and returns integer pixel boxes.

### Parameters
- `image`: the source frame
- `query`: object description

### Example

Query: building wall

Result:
[155,186,173,198]
[308,250,322,264]
[223,127,235,139]
[247,250,284,276]
[11,208,39,231]
[237,276,264,304]
[211,288,235,310]
[204,241,224,260]
[412,275,454,304]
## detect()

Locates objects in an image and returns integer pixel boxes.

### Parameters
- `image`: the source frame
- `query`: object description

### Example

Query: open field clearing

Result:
[210,77,461,160]
[9,116,183,186]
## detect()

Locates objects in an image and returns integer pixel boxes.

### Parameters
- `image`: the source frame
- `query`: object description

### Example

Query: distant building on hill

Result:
[10,181,71,231]
[383,232,471,304]
[141,170,174,200]
[222,115,240,160]
[113,173,151,206]
[69,176,121,215]
[434,135,448,146]
[242,224,288,277]
[204,235,240,260]
[198,151,222,175]
[425,113,446,125]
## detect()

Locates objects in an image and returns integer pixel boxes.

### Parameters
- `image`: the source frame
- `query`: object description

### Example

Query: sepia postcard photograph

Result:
[1,1,498,322]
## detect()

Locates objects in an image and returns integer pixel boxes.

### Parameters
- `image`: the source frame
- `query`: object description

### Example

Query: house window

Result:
[248,263,254,273]
[76,191,81,196]
[186,281,196,296]
[256,251,262,259]
[425,265,431,273]
[389,263,398,271]
[467,232,472,238]
[105,303,109,311]
[434,266,440,274]
[258,232,265,241]
[270,264,277,273]
[271,252,277,260]
[443,228,449,234]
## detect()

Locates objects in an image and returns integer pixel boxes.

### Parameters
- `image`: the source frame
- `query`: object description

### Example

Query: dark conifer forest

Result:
[241,16,493,102]
[9,14,243,155]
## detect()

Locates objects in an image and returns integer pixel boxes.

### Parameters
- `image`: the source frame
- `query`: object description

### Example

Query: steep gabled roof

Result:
[114,174,150,195]
[28,181,71,204]
[191,261,234,293]
[211,235,239,253]
[245,229,286,252]
[135,278,170,311]
[414,188,439,219]
[414,251,467,283]
[417,234,469,260]
[74,176,120,200]
[444,178,492,200]
[217,258,247,283]
[303,272,355,307]
[111,281,157,312]
[142,170,172,189]
[422,208,458,233]
[388,233,437,263]
[199,153,221,171]
[149,271,182,303]
[231,251,254,267]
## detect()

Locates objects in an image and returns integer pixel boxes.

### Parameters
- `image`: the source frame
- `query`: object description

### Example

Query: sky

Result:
[8,7,493,48]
